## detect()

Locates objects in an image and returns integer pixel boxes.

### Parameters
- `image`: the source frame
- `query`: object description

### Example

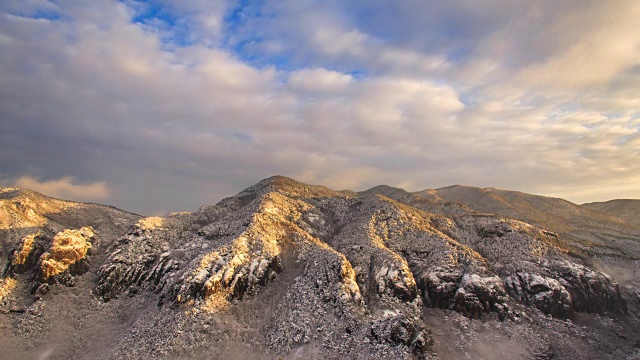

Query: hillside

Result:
[414,185,624,232]
[0,178,639,359]
[583,199,640,228]
[414,185,640,260]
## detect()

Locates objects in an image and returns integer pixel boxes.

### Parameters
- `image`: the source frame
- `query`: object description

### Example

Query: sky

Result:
[1,0,639,215]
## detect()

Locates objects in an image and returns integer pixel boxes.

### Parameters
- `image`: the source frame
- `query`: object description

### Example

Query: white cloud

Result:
[515,1,640,89]
[14,176,111,201]
[287,68,353,93]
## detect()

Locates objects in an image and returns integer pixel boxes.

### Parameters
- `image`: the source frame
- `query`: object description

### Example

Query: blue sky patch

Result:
[127,1,194,48]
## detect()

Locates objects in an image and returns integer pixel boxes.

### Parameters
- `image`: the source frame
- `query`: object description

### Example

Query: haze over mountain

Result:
[1,177,639,359]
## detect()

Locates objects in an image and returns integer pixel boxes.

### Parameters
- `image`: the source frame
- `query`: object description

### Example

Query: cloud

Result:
[13,176,111,201]
[514,1,640,89]
[287,68,353,93]
[0,0,638,214]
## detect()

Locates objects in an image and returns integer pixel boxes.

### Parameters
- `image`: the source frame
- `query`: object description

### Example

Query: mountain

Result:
[1,178,639,359]
[583,199,640,228]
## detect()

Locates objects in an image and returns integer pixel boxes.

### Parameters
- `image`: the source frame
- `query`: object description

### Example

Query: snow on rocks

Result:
[504,272,574,318]
[503,260,626,318]
[81,176,636,358]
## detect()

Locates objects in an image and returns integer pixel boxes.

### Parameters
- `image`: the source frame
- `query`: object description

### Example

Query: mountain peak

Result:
[256,175,305,190]
[218,175,352,209]
[360,184,409,196]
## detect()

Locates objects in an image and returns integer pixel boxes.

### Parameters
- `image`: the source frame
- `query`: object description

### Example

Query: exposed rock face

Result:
[10,232,45,273]
[3,228,97,291]
[452,274,508,318]
[12,233,36,267]
[504,260,628,319]
[549,261,627,314]
[505,272,574,318]
[95,221,179,301]
[1,226,96,303]
[0,277,16,302]
[39,227,94,282]
[369,311,432,356]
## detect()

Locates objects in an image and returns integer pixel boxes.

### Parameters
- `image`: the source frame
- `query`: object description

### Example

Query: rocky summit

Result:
[1,177,639,359]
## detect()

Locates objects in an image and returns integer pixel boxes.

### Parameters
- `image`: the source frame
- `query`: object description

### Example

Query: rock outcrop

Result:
[0,277,16,302]
[95,221,179,301]
[10,232,46,274]
[504,259,627,319]
[39,227,94,282]
[505,272,574,318]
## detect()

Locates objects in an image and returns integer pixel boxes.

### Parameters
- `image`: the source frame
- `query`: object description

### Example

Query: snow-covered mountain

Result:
[1,177,638,359]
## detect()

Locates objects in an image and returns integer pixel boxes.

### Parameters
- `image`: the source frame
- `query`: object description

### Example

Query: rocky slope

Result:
[413,185,640,330]
[415,185,640,277]
[0,178,639,359]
